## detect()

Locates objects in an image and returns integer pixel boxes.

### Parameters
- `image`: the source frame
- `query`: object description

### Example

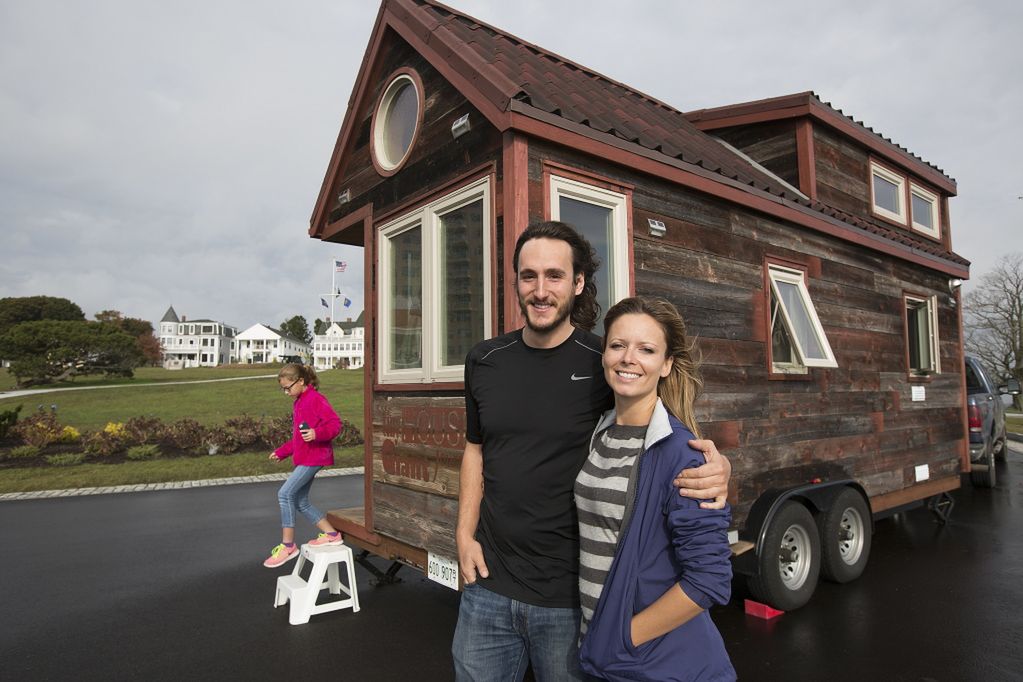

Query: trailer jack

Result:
[926,492,955,525]
[356,550,405,586]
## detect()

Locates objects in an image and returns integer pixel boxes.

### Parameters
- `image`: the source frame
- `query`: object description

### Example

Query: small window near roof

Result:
[870,161,906,223]
[910,184,939,238]
[905,295,940,375]
[372,72,422,173]
[768,264,838,373]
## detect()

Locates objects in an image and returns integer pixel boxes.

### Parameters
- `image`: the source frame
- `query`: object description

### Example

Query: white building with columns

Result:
[236,323,312,364]
[312,312,364,370]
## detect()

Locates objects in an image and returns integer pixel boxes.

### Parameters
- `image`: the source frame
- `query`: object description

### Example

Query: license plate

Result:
[427,552,459,590]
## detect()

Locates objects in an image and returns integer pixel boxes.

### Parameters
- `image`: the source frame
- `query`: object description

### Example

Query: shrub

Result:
[0,404,22,439]
[165,418,208,452]
[223,415,262,449]
[126,444,161,461]
[336,421,364,448]
[5,444,40,460]
[45,453,85,466]
[12,410,62,448]
[260,414,293,449]
[57,425,81,443]
[125,415,165,445]
[83,430,128,457]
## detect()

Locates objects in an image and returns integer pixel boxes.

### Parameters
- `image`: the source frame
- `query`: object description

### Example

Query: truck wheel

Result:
[748,501,820,611]
[993,424,1007,462]
[819,488,871,583]
[970,441,997,488]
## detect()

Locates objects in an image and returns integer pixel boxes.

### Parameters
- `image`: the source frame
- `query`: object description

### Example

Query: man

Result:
[452,221,732,681]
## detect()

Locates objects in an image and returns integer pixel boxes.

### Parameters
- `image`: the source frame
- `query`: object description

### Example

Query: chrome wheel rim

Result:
[778,523,812,590]
[838,506,865,566]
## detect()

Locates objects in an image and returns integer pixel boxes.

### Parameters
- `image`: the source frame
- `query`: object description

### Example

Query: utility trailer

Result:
[308,0,971,610]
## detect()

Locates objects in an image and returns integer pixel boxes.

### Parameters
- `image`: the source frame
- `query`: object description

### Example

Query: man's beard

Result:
[518,290,575,333]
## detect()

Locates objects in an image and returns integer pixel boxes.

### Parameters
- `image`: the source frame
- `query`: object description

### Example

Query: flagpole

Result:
[330,258,336,325]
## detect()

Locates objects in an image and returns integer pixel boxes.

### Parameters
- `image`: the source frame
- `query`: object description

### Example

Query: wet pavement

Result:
[3,442,1022,681]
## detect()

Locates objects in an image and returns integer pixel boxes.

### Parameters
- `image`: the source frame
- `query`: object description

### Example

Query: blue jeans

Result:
[452,582,585,681]
[277,465,324,528]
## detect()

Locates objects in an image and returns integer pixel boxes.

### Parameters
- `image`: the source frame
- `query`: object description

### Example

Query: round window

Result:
[373,73,421,173]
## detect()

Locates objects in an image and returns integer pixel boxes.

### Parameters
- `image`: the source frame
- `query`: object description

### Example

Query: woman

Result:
[576,296,735,681]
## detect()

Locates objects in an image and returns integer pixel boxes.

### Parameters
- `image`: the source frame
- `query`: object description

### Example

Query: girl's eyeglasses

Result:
[281,380,300,393]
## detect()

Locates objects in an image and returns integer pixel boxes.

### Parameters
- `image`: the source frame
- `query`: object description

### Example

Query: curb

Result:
[1008,432,1023,443]
[0,466,362,502]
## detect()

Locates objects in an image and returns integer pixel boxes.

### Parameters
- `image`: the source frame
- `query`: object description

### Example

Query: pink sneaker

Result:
[308,532,343,547]
[263,543,299,568]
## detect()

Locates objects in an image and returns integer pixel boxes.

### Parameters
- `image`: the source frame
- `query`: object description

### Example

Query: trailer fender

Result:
[733,480,870,577]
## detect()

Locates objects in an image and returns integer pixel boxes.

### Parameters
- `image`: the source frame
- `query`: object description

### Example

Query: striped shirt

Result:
[574,423,647,634]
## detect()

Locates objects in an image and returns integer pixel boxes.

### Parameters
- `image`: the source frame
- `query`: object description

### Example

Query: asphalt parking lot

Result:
[3,441,1022,681]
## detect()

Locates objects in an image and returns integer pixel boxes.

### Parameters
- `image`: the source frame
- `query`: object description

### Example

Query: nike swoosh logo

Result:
[570,374,592,381]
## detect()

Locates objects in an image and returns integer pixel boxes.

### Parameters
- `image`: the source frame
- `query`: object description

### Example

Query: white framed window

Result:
[905,295,940,375]
[372,71,422,174]
[909,184,939,238]
[549,175,629,328]
[768,264,838,372]
[870,161,906,224]
[378,176,492,383]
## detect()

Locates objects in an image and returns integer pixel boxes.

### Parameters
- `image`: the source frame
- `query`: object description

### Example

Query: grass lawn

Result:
[1007,412,1023,433]
[0,367,364,432]
[0,367,366,493]
[1,365,281,391]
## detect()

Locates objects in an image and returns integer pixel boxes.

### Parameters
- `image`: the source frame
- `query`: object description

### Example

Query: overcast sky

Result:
[2,0,1020,332]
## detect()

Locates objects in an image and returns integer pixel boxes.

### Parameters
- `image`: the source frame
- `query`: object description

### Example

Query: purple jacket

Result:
[578,401,735,681]
[273,386,342,467]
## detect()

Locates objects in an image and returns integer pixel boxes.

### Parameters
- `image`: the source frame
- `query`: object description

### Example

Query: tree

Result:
[0,320,144,387]
[964,252,1023,409]
[279,315,312,344]
[0,296,84,336]
[314,318,329,335]
[94,310,162,365]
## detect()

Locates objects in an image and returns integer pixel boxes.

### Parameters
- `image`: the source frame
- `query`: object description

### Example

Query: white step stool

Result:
[274,543,360,625]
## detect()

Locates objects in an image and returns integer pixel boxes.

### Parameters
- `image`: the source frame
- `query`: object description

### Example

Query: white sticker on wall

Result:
[915,464,930,482]
[912,385,926,402]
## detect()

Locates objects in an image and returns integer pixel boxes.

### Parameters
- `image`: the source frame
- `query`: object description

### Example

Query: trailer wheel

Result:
[748,501,820,611]
[819,488,871,583]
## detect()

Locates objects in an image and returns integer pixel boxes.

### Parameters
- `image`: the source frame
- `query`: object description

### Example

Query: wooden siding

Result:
[711,120,799,188]
[528,138,965,526]
[813,124,871,217]
[325,31,503,228]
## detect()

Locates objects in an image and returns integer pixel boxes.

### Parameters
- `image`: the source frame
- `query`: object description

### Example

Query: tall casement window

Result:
[905,294,940,375]
[767,264,838,374]
[909,184,939,239]
[549,174,629,327]
[870,161,906,224]
[378,177,491,384]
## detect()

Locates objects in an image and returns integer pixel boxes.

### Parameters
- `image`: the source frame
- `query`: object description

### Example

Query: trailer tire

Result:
[818,488,871,583]
[747,501,820,611]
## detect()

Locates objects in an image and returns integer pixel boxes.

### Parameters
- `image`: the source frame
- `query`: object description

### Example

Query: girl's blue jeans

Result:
[277,465,324,528]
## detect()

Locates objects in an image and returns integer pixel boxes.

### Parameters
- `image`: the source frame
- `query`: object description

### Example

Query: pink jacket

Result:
[273,386,342,467]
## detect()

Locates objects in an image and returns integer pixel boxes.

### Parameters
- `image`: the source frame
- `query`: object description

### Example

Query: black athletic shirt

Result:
[464,327,613,608]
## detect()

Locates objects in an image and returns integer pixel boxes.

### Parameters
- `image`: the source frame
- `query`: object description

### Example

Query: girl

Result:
[576,297,735,681]
[264,363,344,568]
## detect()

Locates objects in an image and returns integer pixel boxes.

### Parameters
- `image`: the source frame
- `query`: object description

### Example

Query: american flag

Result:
[334,260,347,272]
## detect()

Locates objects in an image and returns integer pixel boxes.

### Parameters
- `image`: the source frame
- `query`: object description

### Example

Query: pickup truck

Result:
[965,355,1021,487]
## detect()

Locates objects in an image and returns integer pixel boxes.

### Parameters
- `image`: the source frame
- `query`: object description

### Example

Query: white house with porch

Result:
[312,312,365,370]
[236,323,311,364]
[158,306,238,369]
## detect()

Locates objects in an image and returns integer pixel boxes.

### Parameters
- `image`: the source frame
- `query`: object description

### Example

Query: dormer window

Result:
[870,161,906,224]
[910,184,939,238]
[870,160,942,240]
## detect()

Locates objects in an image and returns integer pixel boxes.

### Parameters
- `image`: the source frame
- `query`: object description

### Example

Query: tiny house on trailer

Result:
[308,0,971,610]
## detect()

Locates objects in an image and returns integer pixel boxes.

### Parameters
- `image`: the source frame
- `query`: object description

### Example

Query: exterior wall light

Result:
[451,113,471,140]
[647,218,666,237]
